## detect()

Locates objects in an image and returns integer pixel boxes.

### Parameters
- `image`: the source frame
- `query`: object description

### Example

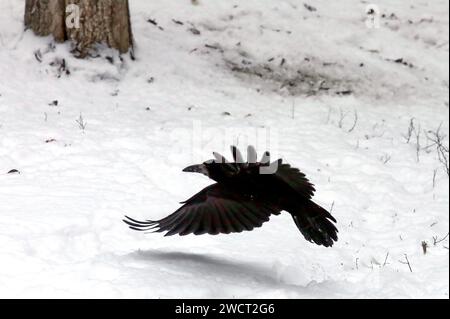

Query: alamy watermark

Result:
[163,121,280,175]
[64,3,382,31]
[66,4,80,29]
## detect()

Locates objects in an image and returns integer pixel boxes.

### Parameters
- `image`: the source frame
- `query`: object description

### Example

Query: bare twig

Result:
[433,232,450,246]
[329,201,335,214]
[338,108,349,129]
[291,99,296,119]
[425,124,449,177]
[403,118,416,143]
[399,254,413,272]
[76,113,87,131]
[438,145,449,177]
[348,110,358,133]
[383,252,390,267]
[433,168,438,189]
[405,255,413,272]
[413,123,421,162]
[325,106,332,124]
[381,154,392,164]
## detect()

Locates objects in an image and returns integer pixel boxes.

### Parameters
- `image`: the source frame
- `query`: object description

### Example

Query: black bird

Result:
[124,146,338,247]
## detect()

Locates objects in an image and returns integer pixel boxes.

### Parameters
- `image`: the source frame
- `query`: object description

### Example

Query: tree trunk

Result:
[24,0,133,57]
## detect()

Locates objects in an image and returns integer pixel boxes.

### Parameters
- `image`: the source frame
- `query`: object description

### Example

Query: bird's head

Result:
[182,146,255,181]
[182,163,209,176]
[183,160,235,182]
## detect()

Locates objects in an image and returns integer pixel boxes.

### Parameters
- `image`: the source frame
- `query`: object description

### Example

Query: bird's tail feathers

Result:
[290,201,338,247]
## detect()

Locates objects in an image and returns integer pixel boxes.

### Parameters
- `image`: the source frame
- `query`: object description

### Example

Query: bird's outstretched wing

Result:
[274,162,316,199]
[123,183,281,236]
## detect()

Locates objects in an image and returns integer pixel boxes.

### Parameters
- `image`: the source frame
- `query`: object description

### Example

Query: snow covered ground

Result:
[0,0,448,298]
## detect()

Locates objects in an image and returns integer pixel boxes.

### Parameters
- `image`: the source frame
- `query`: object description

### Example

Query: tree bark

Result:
[24,0,133,57]
[25,0,66,42]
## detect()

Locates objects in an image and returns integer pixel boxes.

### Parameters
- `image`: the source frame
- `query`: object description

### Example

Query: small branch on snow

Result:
[76,113,87,131]
[425,124,449,177]
[338,108,349,129]
[402,118,416,143]
[413,123,421,162]
[325,106,332,124]
[291,99,296,119]
[383,252,390,267]
[399,254,413,272]
[433,168,438,189]
[433,232,450,246]
[329,201,335,214]
[348,110,358,133]
[381,153,392,164]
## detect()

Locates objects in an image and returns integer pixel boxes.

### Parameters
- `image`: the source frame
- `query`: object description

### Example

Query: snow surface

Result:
[0,0,449,298]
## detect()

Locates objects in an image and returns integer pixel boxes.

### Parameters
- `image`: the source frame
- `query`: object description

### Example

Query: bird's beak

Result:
[182,164,208,175]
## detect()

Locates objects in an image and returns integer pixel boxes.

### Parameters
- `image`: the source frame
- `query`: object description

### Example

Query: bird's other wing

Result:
[123,183,281,236]
[274,162,316,199]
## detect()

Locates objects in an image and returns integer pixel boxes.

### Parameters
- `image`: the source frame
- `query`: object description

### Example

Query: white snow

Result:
[0,0,448,298]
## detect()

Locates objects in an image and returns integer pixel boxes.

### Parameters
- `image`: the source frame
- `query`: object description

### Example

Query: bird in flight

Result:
[124,146,338,247]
